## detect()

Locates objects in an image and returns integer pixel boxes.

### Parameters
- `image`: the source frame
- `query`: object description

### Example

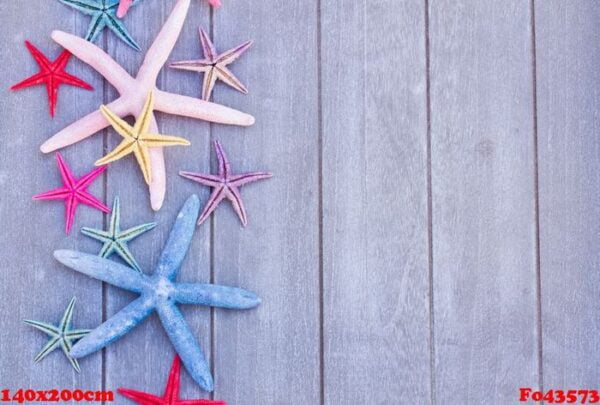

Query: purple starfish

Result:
[179,141,272,227]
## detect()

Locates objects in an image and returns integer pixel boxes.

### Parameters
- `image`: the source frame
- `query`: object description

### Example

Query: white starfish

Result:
[40,0,255,211]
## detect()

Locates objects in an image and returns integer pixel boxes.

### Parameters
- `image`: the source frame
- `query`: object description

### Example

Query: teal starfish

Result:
[24,297,91,372]
[57,0,141,51]
[81,197,156,273]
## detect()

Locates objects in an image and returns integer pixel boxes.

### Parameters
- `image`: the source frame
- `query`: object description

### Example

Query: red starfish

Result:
[33,152,109,234]
[118,356,226,405]
[11,41,93,117]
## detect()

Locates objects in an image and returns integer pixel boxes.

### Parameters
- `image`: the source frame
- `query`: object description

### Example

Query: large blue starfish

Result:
[57,0,140,51]
[53,195,261,391]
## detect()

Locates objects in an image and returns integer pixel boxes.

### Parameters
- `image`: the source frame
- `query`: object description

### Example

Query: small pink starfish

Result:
[33,152,109,234]
[179,140,272,227]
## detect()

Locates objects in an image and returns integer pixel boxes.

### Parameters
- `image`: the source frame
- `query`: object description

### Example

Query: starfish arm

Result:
[133,91,155,134]
[214,140,230,177]
[114,241,143,272]
[197,187,228,226]
[164,356,181,402]
[156,301,214,392]
[208,0,221,7]
[198,27,217,61]
[10,72,49,91]
[23,320,60,336]
[137,0,191,85]
[65,329,91,340]
[109,197,121,234]
[117,389,163,404]
[119,222,157,242]
[229,171,273,187]
[70,296,155,358]
[51,31,133,95]
[55,71,94,90]
[56,152,76,188]
[154,90,255,126]
[40,97,129,153]
[100,105,135,139]
[104,13,141,51]
[32,187,71,201]
[141,134,191,148]
[227,186,248,226]
[60,339,82,372]
[156,195,200,279]
[76,165,108,190]
[148,134,167,211]
[53,250,146,293]
[59,297,77,332]
[174,283,261,309]
[133,144,152,184]
[23,41,52,70]
[179,171,223,187]
[116,0,133,18]
[215,65,248,94]
[98,241,116,258]
[95,139,136,166]
[33,336,61,363]
[76,190,111,213]
[201,67,218,101]
[84,13,107,43]
[216,40,253,65]
[81,227,111,243]
[64,195,79,234]
[169,59,213,72]
[57,0,102,15]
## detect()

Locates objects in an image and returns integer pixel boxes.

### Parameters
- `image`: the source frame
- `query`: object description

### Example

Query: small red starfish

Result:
[118,356,225,405]
[33,152,109,234]
[11,41,93,117]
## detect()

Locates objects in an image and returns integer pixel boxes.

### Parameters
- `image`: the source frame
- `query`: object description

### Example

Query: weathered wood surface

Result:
[0,1,598,404]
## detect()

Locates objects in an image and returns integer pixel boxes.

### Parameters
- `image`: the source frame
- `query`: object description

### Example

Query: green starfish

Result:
[81,197,156,273]
[57,0,141,51]
[24,297,91,372]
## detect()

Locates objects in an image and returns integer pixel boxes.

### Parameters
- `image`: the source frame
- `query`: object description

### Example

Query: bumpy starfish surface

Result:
[24,297,91,372]
[41,0,255,211]
[81,197,156,272]
[98,91,190,184]
[180,141,272,227]
[34,152,109,234]
[54,194,261,391]
[170,27,252,101]
[11,41,93,117]
[57,0,140,51]
[118,356,226,404]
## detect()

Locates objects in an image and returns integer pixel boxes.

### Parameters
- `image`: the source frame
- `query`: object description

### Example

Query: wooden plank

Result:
[429,1,539,403]
[211,1,321,404]
[0,0,103,391]
[535,1,600,388]
[103,1,212,400]
[320,0,431,403]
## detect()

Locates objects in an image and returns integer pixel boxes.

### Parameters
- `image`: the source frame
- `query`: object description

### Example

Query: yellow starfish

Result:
[96,91,190,184]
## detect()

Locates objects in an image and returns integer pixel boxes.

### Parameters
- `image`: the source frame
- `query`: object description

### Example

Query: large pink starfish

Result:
[33,152,109,234]
[41,0,254,211]
[179,140,272,227]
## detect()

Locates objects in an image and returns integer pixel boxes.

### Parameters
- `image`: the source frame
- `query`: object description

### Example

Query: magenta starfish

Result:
[11,41,93,117]
[179,141,272,227]
[33,152,109,234]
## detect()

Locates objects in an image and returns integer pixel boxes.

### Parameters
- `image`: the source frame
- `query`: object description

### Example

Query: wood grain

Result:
[320,0,431,403]
[429,1,539,403]
[535,0,600,389]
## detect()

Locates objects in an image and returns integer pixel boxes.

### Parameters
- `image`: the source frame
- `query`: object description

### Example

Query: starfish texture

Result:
[180,141,272,227]
[41,0,255,211]
[24,297,91,372]
[170,27,252,101]
[11,41,93,117]
[54,194,261,391]
[57,0,140,51]
[34,152,109,234]
[98,91,190,184]
[118,356,226,404]
[82,197,156,272]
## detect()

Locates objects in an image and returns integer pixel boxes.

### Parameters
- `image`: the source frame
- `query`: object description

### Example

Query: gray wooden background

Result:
[0,1,598,404]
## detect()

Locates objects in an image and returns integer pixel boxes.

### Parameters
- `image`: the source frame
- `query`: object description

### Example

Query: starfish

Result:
[170,27,252,101]
[24,297,91,372]
[118,356,226,404]
[97,91,190,184]
[180,141,272,227]
[41,0,255,211]
[57,0,140,51]
[116,0,133,18]
[53,194,261,391]
[81,197,156,272]
[33,152,109,234]
[11,41,93,117]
